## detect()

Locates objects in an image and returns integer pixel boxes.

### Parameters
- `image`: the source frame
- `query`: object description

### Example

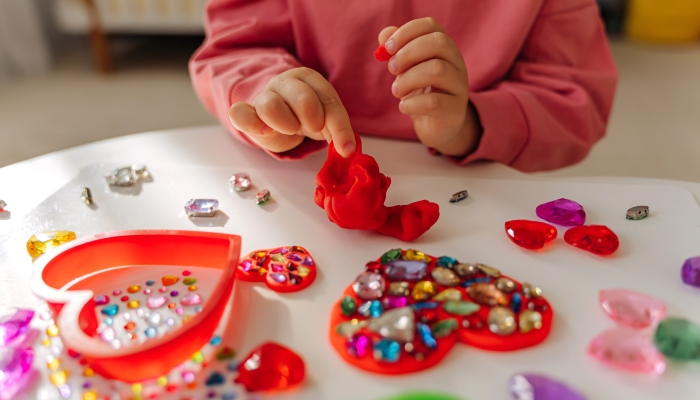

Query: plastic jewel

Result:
[436,256,458,269]
[146,295,168,309]
[0,199,6,211]
[380,249,402,264]
[431,268,459,287]
[184,198,219,217]
[653,317,700,360]
[509,374,586,400]
[519,310,543,333]
[255,189,271,205]
[522,283,542,299]
[131,164,149,179]
[454,263,478,278]
[81,188,93,205]
[346,333,371,358]
[466,283,508,307]
[336,319,368,337]
[411,281,437,301]
[443,301,479,316]
[352,272,386,300]
[588,328,666,374]
[162,275,179,286]
[384,296,409,310]
[496,278,517,293]
[340,296,357,316]
[181,293,203,306]
[681,256,700,288]
[101,304,119,316]
[417,323,437,349]
[0,308,34,346]
[0,347,33,392]
[505,220,557,250]
[535,198,586,226]
[433,288,462,302]
[388,282,410,297]
[385,260,428,281]
[564,225,619,255]
[205,371,225,386]
[374,339,401,362]
[229,173,252,192]
[368,307,415,342]
[358,300,383,318]
[488,307,516,336]
[477,264,501,278]
[104,167,135,186]
[599,289,666,329]
[26,231,76,258]
[449,190,468,203]
[234,342,305,392]
[431,319,458,338]
[403,249,430,262]
[626,206,649,220]
[374,44,391,61]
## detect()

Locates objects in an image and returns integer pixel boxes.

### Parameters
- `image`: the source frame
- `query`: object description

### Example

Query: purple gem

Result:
[240,259,252,272]
[535,198,586,226]
[286,253,302,262]
[302,256,314,266]
[58,384,72,398]
[509,373,586,400]
[0,347,33,392]
[385,260,428,281]
[383,296,409,310]
[270,263,284,273]
[681,256,700,287]
[170,291,179,297]
[82,381,92,389]
[0,309,34,346]
[270,273,287,283]
[346,333,370,358]
[270,247,288,255]
[94,295,109,305]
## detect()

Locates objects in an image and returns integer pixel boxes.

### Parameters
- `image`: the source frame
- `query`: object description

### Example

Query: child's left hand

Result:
[379,18,482,157]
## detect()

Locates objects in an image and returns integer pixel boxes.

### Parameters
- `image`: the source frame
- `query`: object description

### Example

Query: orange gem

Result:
[124,322,136,332]
[127,285,141,293]
[168,303,176,309]
[187,382,197,389]
[162,275,179,286]
[188,285,197,291]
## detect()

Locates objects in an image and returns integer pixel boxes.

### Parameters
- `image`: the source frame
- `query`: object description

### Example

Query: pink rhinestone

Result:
[599,289,666,329]
[587,328,665,374]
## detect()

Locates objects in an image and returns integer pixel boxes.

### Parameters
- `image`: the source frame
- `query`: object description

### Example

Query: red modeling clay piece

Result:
[315,134,439,241]
[235,342,305,392]
[328,249,554,375]
[236,246,316,293]
[374,44,391,61]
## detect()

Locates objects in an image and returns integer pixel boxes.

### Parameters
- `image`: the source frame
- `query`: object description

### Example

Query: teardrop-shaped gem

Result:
[442,301,480,316]
[587,328,665,374]
[433,288,462,302]
[466,283,508,307]
[519,310,543,334]
[147,295,168,309]
[367,307,415,342]
[654,317,700,360]
[180,293,203,306]
[94,295,109,305]
[564,225,619,255]
[535,198,586,226]
[509,373,586,400]
[505,220,557,250]
[431,267,460,286]
[599,289,666,329]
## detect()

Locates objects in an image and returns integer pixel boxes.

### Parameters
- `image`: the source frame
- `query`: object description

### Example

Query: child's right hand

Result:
[229,67,357,157]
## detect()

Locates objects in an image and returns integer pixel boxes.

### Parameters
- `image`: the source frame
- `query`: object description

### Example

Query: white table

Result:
[2,126,700,400]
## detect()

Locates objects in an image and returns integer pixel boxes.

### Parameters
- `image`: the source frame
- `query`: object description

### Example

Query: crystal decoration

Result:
[505,220,557,250]
[477,264,501,278]
[626,206,649,220]
[599,289,666,329]
[654,317,700,360]
[385,260,428,281]
[564,225,619,255]
[81,188,93,205]
[433,288,462,302]
[488,307,516,336]
[466,283,508,307]
[383,296,409,310]
[234,342,305,392]
[256,189,271,205]
[346,333,371,358]
[358,300,383,318]
[454,263,478,278]
[411,281,437,301]
[431,319,458,338]
[0,199,7,211]
[340,296,356,316]
[146,295,167,309]
[449,190,468,203]
[0,347,33,392]
[104,167,135,186]
[588,328,666,374]
[0,308,34,346]
[387,282,410,297]
[368,307,415,342]
[442,301,479,316]
[373,339,401,363]
[229,173,252,192]
[509,373,586,400]
[352,272,386,300]
[180,293,203,306]
[431,267,460,286]
[535,198,586,226]
[184,198,219,217]
[519,310,543,334]
[681,256,700,288]
[26,231,76,258]
[496,278,517,293]
[417,322,437,349]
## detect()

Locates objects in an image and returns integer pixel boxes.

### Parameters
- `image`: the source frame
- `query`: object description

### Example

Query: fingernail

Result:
[391,80,398,96]
[342,142,356,156]
[385,39,396,53]
[388,58,398,73]
[261,124,274,134]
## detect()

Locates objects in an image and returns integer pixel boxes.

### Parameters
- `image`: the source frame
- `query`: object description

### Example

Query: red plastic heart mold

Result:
[236,246,316,293]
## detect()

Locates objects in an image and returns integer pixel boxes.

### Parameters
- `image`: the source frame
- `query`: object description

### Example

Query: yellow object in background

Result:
[26,231,76,258]
[627,0,700,43]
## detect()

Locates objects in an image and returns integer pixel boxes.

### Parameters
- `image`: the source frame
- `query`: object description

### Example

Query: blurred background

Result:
[0,0,698,181]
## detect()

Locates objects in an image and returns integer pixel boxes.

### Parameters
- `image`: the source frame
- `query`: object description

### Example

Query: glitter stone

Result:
[431,267,460,286]
[411,281,437,301]
[181,293,203,306]
[599,289,666,329]
[94,295,109,305]
[496,278,517,293]
[535,198,586,226]
[255,189,271,205]
[183,277,196,285]
[431,318,458,338]
[287,253,302,262]
[564,225,619,256]
[26,231,76,258]
[589,328,665,373]
[230,173,252,192]
[383,296,409,310]
[162,276,179,286]
[358,300,383,318]
[509,374,586,400]
[505,220,557,250]
[49,370,69,386]
[58,384,72,399]
[184,198,219,217]
[210,336,222,345]
[127,300,140,309]
[176,308,184,315]
[157,376,167,386]
[681,256,700,288]
[235,342,305,391]
[626,205,649,220]
[147,295,168,309]
[297,266,311,277]
[654,317,700,360]
[46,325,59,337]
[105,318,113,326]
[123,312,131,320]
[270,273,287,283]
[436,256,459,269]
[183,270,191,276]
[168,303,176,309]
[159,287,167,293]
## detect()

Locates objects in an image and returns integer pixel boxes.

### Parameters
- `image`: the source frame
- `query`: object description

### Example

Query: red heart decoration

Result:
[564,225,619,255]
[236,246,316,293]
[504,220,557,250]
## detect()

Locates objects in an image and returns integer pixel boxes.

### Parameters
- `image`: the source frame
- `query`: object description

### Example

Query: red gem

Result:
[67,349,81,358]
[417,310,438,324]
[564,225,619,255]
[504,220,557,250]
[374,44,391,61]
[120,296,129,302]
[235,342,305,392]
[365,261,382,272]
[182,270,191,276]
[462,314,485,330]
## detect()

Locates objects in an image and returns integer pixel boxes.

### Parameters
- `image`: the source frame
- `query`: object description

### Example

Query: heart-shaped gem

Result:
[535,198,586,226]
[234,342,305,392]
[587,328,665,374]
[564,225,619,255]
[505,220,557,250]
[509,373,585,400]
[599,289,666,329]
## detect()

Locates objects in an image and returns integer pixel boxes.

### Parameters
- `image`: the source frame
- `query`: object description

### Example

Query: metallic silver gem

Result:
[488,307,516,336]
[626,205,649,220]
[454,263,478,278]
[450,190,468,203]
[256,189,271,205]
[352,272,386,300]
[522,282,543,299]
[495,277,517,293]
[431,267,460,287]
[131,164,149,179]
[0,199,6,211]
[229,173,252,192]
[81,187,93,205]
[367,307,415,342]
[335,319,367,337]
[477,263,501,278]
[105,167,135,186]
[184,198,219,217]
[387,282,410,297]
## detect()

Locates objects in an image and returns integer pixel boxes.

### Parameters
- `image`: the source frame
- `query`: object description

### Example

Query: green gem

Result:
[183,277,196,285]
[380,248,402,264]
[442,301,480,316]
[654,317,700,360]
[340,296,356,317]
[380,391,463,400]
[431,318,458,338]
[271,254,286,263]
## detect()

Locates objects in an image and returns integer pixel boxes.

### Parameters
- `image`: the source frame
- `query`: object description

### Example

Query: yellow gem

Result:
[49,370,69,386]
[297,266,310,277]
[162,275,179,286]
[157,376,168,386]
[83,390,98,400]
[433,288,463,302]
[519,310,543,333]
[127,300,140,309]
[192,351,204,363]
[183,315,193,323]
[132,383,143,396]
[271,254,285,263]
[46,324,59,337]
[258,268,267,275]
[83,367,94,377]
[26,231,76,258]
[412,280,437,301]
[127,285,141,293]
[47,357,61,370]
[42,339,51,347]
[188,285,197,291]
[404,249,431,262]
[252,251,267,260]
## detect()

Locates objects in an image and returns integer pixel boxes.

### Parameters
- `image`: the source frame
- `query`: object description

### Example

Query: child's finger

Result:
[252,90,302,135]
[398,92,464,118]
[389,31,465,75]
[378,26,398,45]
[393,59,467,98]
[228,102,304,153]
[385,17,445,55]
[270,78,325,134]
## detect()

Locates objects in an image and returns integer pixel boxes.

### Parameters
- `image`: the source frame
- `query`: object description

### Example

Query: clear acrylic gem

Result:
[352,272,386,300]
[256,189,271,205]
[229,173,252,192]
[105,167,135,186]
[367,307,415,342]
[184,198,219,217]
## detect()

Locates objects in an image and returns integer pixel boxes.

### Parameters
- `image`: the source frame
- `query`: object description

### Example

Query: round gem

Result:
[120,296,129,302]
[170,291,179,297]
[158,287,167,293]
[127,300,140,309]
[681,256,700,288]
[352,272,386,300]
[181,293,203,306]
[340,296,357,317]
[188,285,197,291]
[519,310,543,333]
[127,285,140,293]
[99,327,116,342]
[162,276,179,286]
[654,317,700,360]
[488,307,516,336]
[146,280,155,286]
[101,305,119,316]
[94,295,109,305]
[143,289,151,294]
[112,290,121,296]
[183,277,196,285]
[183,270,191,276]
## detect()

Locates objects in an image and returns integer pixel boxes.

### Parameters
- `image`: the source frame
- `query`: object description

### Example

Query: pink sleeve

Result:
[457,1,618,172]
[189,0,325,160]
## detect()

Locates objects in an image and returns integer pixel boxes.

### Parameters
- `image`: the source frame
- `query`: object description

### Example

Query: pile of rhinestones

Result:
[238,246,314,286]
[334,249,550,367]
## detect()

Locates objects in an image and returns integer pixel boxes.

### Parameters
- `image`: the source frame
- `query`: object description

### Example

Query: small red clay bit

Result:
[374,44,391,62]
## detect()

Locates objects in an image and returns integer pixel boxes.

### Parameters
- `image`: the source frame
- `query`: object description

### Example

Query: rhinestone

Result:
[536,198,586,226]
[184,198,219,217]
[449,190,468,203]
[433,288,462,302]
[519,310,543,333]
[443,301,480,316]
[522,283,542,299]
[385,260,428,281]
[387,282,410,297]
[488,307,516,336]
[105,167,135,186]
[352,272,386,300]
[81,188,93,205]
[229,173,252,192]
[466,283,508,306]
[26,231,76,258]
[367,307,415,342]
[430,267,460,287]
[411,281,437,301]
[626,205,649,220]
[454,263,478,278]
[496,278,517,293]
[255,189,271,205]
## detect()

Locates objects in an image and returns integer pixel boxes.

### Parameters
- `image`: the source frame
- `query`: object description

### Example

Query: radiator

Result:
[53,0,207,34]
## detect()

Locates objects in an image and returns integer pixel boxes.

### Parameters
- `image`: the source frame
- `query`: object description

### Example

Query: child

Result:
[190,0,617,172]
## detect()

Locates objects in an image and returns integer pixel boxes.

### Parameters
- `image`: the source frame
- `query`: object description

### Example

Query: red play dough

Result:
[374,44,391,61]
[235,342,305,392]
[315,133,439,241]
[236,246,316,293]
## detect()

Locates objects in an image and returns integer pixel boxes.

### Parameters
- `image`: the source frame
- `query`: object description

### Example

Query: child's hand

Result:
[228,68,356,157]
[379,18,482,157]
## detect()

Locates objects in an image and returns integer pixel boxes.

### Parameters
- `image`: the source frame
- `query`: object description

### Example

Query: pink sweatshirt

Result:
[190,0,617,172]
